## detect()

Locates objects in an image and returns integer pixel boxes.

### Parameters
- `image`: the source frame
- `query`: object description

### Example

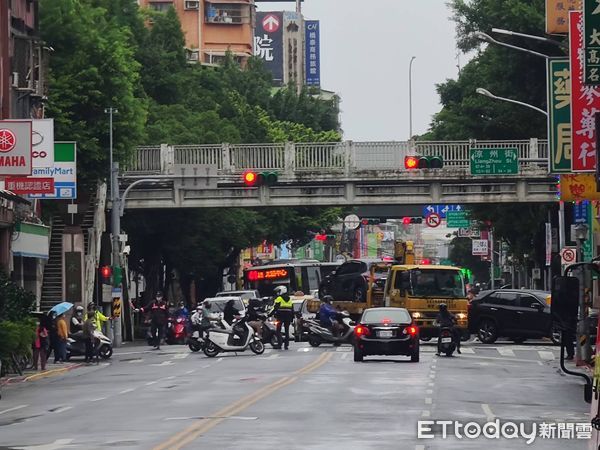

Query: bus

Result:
[243,259,341,298]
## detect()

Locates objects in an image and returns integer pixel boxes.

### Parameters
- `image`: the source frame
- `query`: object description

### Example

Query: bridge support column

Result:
[345,182,355,204]
[516,180,527,202]
[160,144,174,175]
[344,141,354,177]
[430,182,442,203]
[222,143,232,173]
[529,138,539,159]
[284,142,295,178]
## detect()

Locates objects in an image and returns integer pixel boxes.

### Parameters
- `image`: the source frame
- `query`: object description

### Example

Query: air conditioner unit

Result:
[11,72,19,88]
[184,0,199,10]
[187,50,200,62]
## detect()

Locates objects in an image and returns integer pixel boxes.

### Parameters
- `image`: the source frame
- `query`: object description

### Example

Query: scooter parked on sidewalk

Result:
[203,316,265,357]
[437,327,457,357]
[66,331,113,360]
[308,311,355,347]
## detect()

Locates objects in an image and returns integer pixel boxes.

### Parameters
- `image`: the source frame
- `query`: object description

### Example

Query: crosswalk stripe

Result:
[497,348,515,357]
[538,351,555,360]
[460,347,475,354]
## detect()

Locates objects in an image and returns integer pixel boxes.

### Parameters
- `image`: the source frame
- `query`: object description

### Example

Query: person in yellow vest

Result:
[273,286,293,350]
[86,302,109,335]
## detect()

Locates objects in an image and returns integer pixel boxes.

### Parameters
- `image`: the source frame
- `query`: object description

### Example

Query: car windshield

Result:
[362,308,411,324]
[216,291,256,300]
[409,269,465,298]
[206,298,245,313]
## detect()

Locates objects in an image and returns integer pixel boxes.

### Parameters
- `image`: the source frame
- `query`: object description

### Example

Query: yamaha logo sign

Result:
[0,121,32,175]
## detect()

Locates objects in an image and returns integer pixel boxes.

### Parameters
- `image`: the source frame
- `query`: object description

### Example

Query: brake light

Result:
[382,318,391,325]
[354,325,370,337]
[406,325,418,336]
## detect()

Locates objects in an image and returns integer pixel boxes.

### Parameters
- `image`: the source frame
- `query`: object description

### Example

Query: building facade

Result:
[139,0,255,65]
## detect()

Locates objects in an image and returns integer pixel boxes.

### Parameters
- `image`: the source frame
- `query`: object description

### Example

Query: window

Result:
[408,269,465,298]
[205,3,250,24]
[518,295,541,309]
[487,292,517,306]
[149,1,174,12]
[362,308,411,325]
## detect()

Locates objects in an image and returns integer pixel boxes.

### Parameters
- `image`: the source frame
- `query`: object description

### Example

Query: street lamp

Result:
[472,31,550,59]
[475,87,548,117]
[490,28,565,48]
[409,56,416,139]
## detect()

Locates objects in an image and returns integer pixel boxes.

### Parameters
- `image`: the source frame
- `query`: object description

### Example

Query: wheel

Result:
[551,324,562,345]
[444,349,454,357]
[99,345,113,360]
[308,336,321,347]
[512,337,526,344]
[203,341,220,358]
[420,336,432,342]
[353,346,364,362]
[188,341,201,352]
[270,334,283,349]
[250,340,265,355]
[411,341,420,362]
[352,285,366,302]
[318,286,330,299]
[477,319,498,344]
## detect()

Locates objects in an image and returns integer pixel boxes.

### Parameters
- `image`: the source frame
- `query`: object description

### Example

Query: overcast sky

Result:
[257,1,464,141]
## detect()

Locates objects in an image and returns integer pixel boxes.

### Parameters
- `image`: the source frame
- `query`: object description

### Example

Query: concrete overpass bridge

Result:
[118,138,555,209]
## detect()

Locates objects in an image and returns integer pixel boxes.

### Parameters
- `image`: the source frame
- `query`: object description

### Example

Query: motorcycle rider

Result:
[175,301,189,319]
[247,298,264,339]
[140,291,169,349]
[71,305,85,333]
[86,302,109,335]
[273,286,293,350]
[319,296,340,336]
[223,299,241,325]
[191,301,216,339]
[434,303,461,355]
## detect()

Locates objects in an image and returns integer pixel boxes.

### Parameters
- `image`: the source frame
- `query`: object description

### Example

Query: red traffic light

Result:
[243,171,257,186]
[405,156,419,170]
[100,266,112,278]
[315,234,327,241]
[402,217,411,225]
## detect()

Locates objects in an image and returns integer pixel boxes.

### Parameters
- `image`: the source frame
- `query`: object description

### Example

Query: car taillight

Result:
[403,325,418,336]
[354,325,370,337]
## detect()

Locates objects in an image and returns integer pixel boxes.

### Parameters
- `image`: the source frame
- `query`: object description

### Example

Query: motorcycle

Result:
[66,331,113,360]
[166,316,188,345]
[203,316,265,357]
[437,327,457,357]
[308,312,355,347]
[261,316,283,349]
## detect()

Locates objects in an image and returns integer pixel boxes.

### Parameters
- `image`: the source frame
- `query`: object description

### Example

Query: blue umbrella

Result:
[49,301,73,316]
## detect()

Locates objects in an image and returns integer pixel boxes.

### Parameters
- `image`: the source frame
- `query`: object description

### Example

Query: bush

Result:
[0,271,36,321]
[0,319,35,372]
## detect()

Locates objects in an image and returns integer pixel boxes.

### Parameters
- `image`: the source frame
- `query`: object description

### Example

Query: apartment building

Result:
[140,0,255,65]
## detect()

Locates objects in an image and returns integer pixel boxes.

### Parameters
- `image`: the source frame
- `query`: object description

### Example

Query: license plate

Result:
[378,330,393,338]
[441,337,452,343]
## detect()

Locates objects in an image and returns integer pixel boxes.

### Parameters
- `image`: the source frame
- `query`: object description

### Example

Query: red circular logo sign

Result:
[262,14,280,33]
[0,129,16,153]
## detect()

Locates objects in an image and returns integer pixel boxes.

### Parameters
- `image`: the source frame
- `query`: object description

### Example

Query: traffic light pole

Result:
[111,161,122,348]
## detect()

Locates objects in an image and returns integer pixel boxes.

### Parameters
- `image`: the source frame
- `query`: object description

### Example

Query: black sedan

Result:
[353,307,420,362]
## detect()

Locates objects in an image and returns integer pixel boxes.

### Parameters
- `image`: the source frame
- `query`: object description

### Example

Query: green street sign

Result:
[584,0,600,85]
[470,148,519,175]
[447,211,470,228]
[547,59,572,173]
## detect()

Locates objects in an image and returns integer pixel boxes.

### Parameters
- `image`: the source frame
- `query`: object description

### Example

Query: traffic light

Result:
[402,217,423,224]
[404,155,443,170]
[100,265,112,285]
[112,266,123,287]
[315,233,335,241]
[243,171,279,187]
[361,218,381,226]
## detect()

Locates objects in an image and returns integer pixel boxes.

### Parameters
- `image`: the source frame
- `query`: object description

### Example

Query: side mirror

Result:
[530,302,544,311]
[551,276,579,332]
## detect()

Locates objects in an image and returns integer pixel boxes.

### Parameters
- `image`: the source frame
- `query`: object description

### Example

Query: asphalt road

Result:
[0,340,591,450]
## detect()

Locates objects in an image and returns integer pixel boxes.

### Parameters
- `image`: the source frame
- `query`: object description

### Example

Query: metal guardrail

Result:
[122,139,548,176]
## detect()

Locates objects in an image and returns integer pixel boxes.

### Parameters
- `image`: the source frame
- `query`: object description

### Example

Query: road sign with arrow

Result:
[470,148,519,175]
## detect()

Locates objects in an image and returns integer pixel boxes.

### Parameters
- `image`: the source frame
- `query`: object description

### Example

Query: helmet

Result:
[75,305,84,312]
[322,295,334,304]
[439,303,448,311]
[156,291,164,299]
[196,305,202,311]
[274,286,288,296]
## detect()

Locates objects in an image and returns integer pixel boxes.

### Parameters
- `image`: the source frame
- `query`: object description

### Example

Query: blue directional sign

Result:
[574,201,589,224]
[422,204,466,219]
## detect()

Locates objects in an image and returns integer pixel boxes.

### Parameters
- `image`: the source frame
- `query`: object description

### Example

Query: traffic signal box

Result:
[402,217,423,225]
[243,171,279,187]
[99,265,123,287]
[404,155,443,170]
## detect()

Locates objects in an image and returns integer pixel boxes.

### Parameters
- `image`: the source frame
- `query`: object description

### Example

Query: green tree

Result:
[40,0,147,185]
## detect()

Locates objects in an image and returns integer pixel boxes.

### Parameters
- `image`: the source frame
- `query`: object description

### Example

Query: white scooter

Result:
[203,316,265,357]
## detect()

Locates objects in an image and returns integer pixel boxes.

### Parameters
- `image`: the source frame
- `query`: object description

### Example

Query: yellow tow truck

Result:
[383,240,469,339]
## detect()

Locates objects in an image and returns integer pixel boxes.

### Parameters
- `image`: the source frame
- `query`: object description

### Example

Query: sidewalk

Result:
[0,361,84,386]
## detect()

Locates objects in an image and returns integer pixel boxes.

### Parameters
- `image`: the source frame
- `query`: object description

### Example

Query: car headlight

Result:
[456,313,467,320]
[412,312,421,319]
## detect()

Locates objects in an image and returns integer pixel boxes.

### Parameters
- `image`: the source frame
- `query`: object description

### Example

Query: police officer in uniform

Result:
[273,286,293,350]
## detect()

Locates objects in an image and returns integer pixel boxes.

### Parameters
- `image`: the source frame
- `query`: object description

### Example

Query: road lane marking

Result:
[165,376,176,380]
[415,445,425,450]
[482,403,495,421]
[425,398,432,405]
[185,370,196,374]
[341,353,348,360]
[335,347,351,352]
[0,404,28,415]
[154,352,333,450]
[173,353,190,359]
[50,406,73,414]
[119,388,135,394]
[89,397,107,402]
[145,381,158,386]
[428,382,434,387]
[539,351,555,360]
[151,361,174,367]
[262,354,280,360]
[128,359,143,363]
[458,354,542,364]
[298,348,311,352]
[460,347,475,354]
[421,411,430,418]
[201,365,211,369]
[426,389,433,394]
[497,348,515,357]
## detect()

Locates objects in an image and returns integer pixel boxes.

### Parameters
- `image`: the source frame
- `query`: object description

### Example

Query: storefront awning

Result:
[12,222,49,259]
[0,190,29,205]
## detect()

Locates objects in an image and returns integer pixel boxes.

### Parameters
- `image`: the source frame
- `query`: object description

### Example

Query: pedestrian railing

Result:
[122,138,548,176]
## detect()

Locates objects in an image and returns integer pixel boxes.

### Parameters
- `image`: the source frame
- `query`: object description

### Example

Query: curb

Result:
[0,363,84,386]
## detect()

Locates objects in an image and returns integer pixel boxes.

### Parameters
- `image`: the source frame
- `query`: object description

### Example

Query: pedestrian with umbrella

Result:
[49,302,73,363]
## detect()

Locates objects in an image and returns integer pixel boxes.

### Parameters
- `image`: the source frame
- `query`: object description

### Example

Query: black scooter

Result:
[307,312,355,347]
[437,327,457,357]
[260,316,283,349]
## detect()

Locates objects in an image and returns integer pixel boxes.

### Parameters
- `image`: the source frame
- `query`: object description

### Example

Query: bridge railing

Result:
[122,138,548,176]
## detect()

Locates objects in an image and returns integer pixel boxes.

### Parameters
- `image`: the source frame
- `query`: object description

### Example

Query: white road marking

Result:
[185,369,196,374]
[429,374,435,379]
[497,348,515,357]
[12,438,75,450]
[426,389,433,394]
[425,398,432,405]
[165,376,175,380]
[173,353,189,359]
[459,354,541,364]
[128,359,143,364]
[415,445,425,450]
[460,347,475,354]
[145,381,157,386]
[119,388,135,394]
[539,351,555,360]
[201,365,211,369]
[421,410,430,418]
[482,403,495,421]
[298,348,311,352]
[0,404,28,415]
[89,397,107,402]
[217,358,224,362]
[341,352,349,360]
[50,406,73,414]
[262,354,280,360]
[335,347,351,352]
[150,361,174,367]
[428,382,434,387]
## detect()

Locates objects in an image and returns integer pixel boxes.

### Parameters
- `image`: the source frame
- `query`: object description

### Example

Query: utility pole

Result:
[408,56,416,139]
[489,228,495,290]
